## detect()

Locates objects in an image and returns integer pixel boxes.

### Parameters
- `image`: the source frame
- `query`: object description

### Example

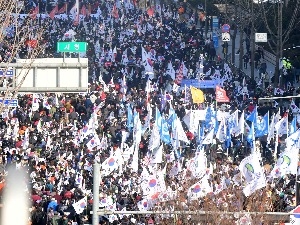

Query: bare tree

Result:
[0,1,45,112]
[258,0,300,86]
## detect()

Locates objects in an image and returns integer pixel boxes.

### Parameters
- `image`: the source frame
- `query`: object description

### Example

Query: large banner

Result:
[181,79,221,89]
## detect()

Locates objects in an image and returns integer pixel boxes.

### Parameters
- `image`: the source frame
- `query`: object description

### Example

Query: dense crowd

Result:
[0,0,299,225]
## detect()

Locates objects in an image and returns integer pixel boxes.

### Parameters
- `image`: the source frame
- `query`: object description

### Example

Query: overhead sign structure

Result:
[222,33,230,42]
[57,42,87,53]
[221,24,230,33]
[0,99,18,107]
[0,58,89,92]
[255,33,267,42]
[0,68,13,77]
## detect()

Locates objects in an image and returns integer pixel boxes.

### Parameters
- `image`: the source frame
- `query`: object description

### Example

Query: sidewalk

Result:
[212,30,276,83]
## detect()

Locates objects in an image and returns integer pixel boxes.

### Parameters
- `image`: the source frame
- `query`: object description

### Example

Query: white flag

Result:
[187,176,212,200]
[142,46,154,75]
[174,117,189,143]
[235,111,244,136]
[166,61,176,80]
[216,118,226,142]
[202,129,214,144]
[151,144,163,164]
[267,114,275,144]
[271,147,299,178]
[70,0,79,25]
[72,196,87,214]
[148,124,161,151]
[290,100,300,113]
[275,116,288,137]
[239,154,266,197]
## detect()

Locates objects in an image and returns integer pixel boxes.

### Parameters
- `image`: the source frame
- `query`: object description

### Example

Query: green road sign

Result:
[57,42,87,53]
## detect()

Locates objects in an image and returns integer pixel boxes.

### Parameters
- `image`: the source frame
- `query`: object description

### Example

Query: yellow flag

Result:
[190,86,204,103]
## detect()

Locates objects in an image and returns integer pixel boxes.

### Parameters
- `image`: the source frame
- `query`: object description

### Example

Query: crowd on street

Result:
[0,0,300,225]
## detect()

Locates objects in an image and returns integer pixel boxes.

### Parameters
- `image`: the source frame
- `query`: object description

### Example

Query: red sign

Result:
[222,24,230,33]
[216,85,230,102]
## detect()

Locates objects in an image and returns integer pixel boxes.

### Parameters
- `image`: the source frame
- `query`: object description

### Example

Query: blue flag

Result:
[127,104,133,131]
[198,123,204,145]
[246,107,257,124]
[204,107,212,129]
[255,112,269,137]
[247,122,255,146]
[290,117,297,135]
[225,124,231,148]
[156,107,171,144]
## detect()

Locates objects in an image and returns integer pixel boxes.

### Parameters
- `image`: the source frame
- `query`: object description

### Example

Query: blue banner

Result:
[0,68,13,77]
[0,99,18,107]
[181,79,220,89]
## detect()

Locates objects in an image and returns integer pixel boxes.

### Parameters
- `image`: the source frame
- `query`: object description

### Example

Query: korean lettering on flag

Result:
[215,85,230,102]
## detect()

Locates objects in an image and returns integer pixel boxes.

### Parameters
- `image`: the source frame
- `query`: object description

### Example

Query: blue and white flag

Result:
[235,111,244,136]
[155,108,171,144]
[127,104,133,130]
[202,129,214,145]
[255,112,269,137]
[275,116,288,137]
[227,110,239,133]
[216,118,226,142]
[204,106,212,130]
[247,122,255,152]
[286,129,300,149]
[246,107,257,124]
[239,154,266,197]
[290,117,297,135]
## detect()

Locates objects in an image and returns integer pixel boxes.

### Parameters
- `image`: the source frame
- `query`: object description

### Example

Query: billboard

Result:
[3,58,89,92]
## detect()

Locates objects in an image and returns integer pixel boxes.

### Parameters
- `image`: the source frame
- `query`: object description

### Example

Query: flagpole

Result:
[274,134,278,160]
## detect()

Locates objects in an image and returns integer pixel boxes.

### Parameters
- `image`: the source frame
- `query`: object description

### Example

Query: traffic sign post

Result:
[57,42,87,53]
[222,33,230,42]
[221,24,230,33]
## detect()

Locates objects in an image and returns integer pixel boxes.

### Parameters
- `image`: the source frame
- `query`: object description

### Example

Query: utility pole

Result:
[92,162,100,225]
[250,0,255,80]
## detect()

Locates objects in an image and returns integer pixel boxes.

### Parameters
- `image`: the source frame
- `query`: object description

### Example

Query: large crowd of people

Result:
[0,0,299,225]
